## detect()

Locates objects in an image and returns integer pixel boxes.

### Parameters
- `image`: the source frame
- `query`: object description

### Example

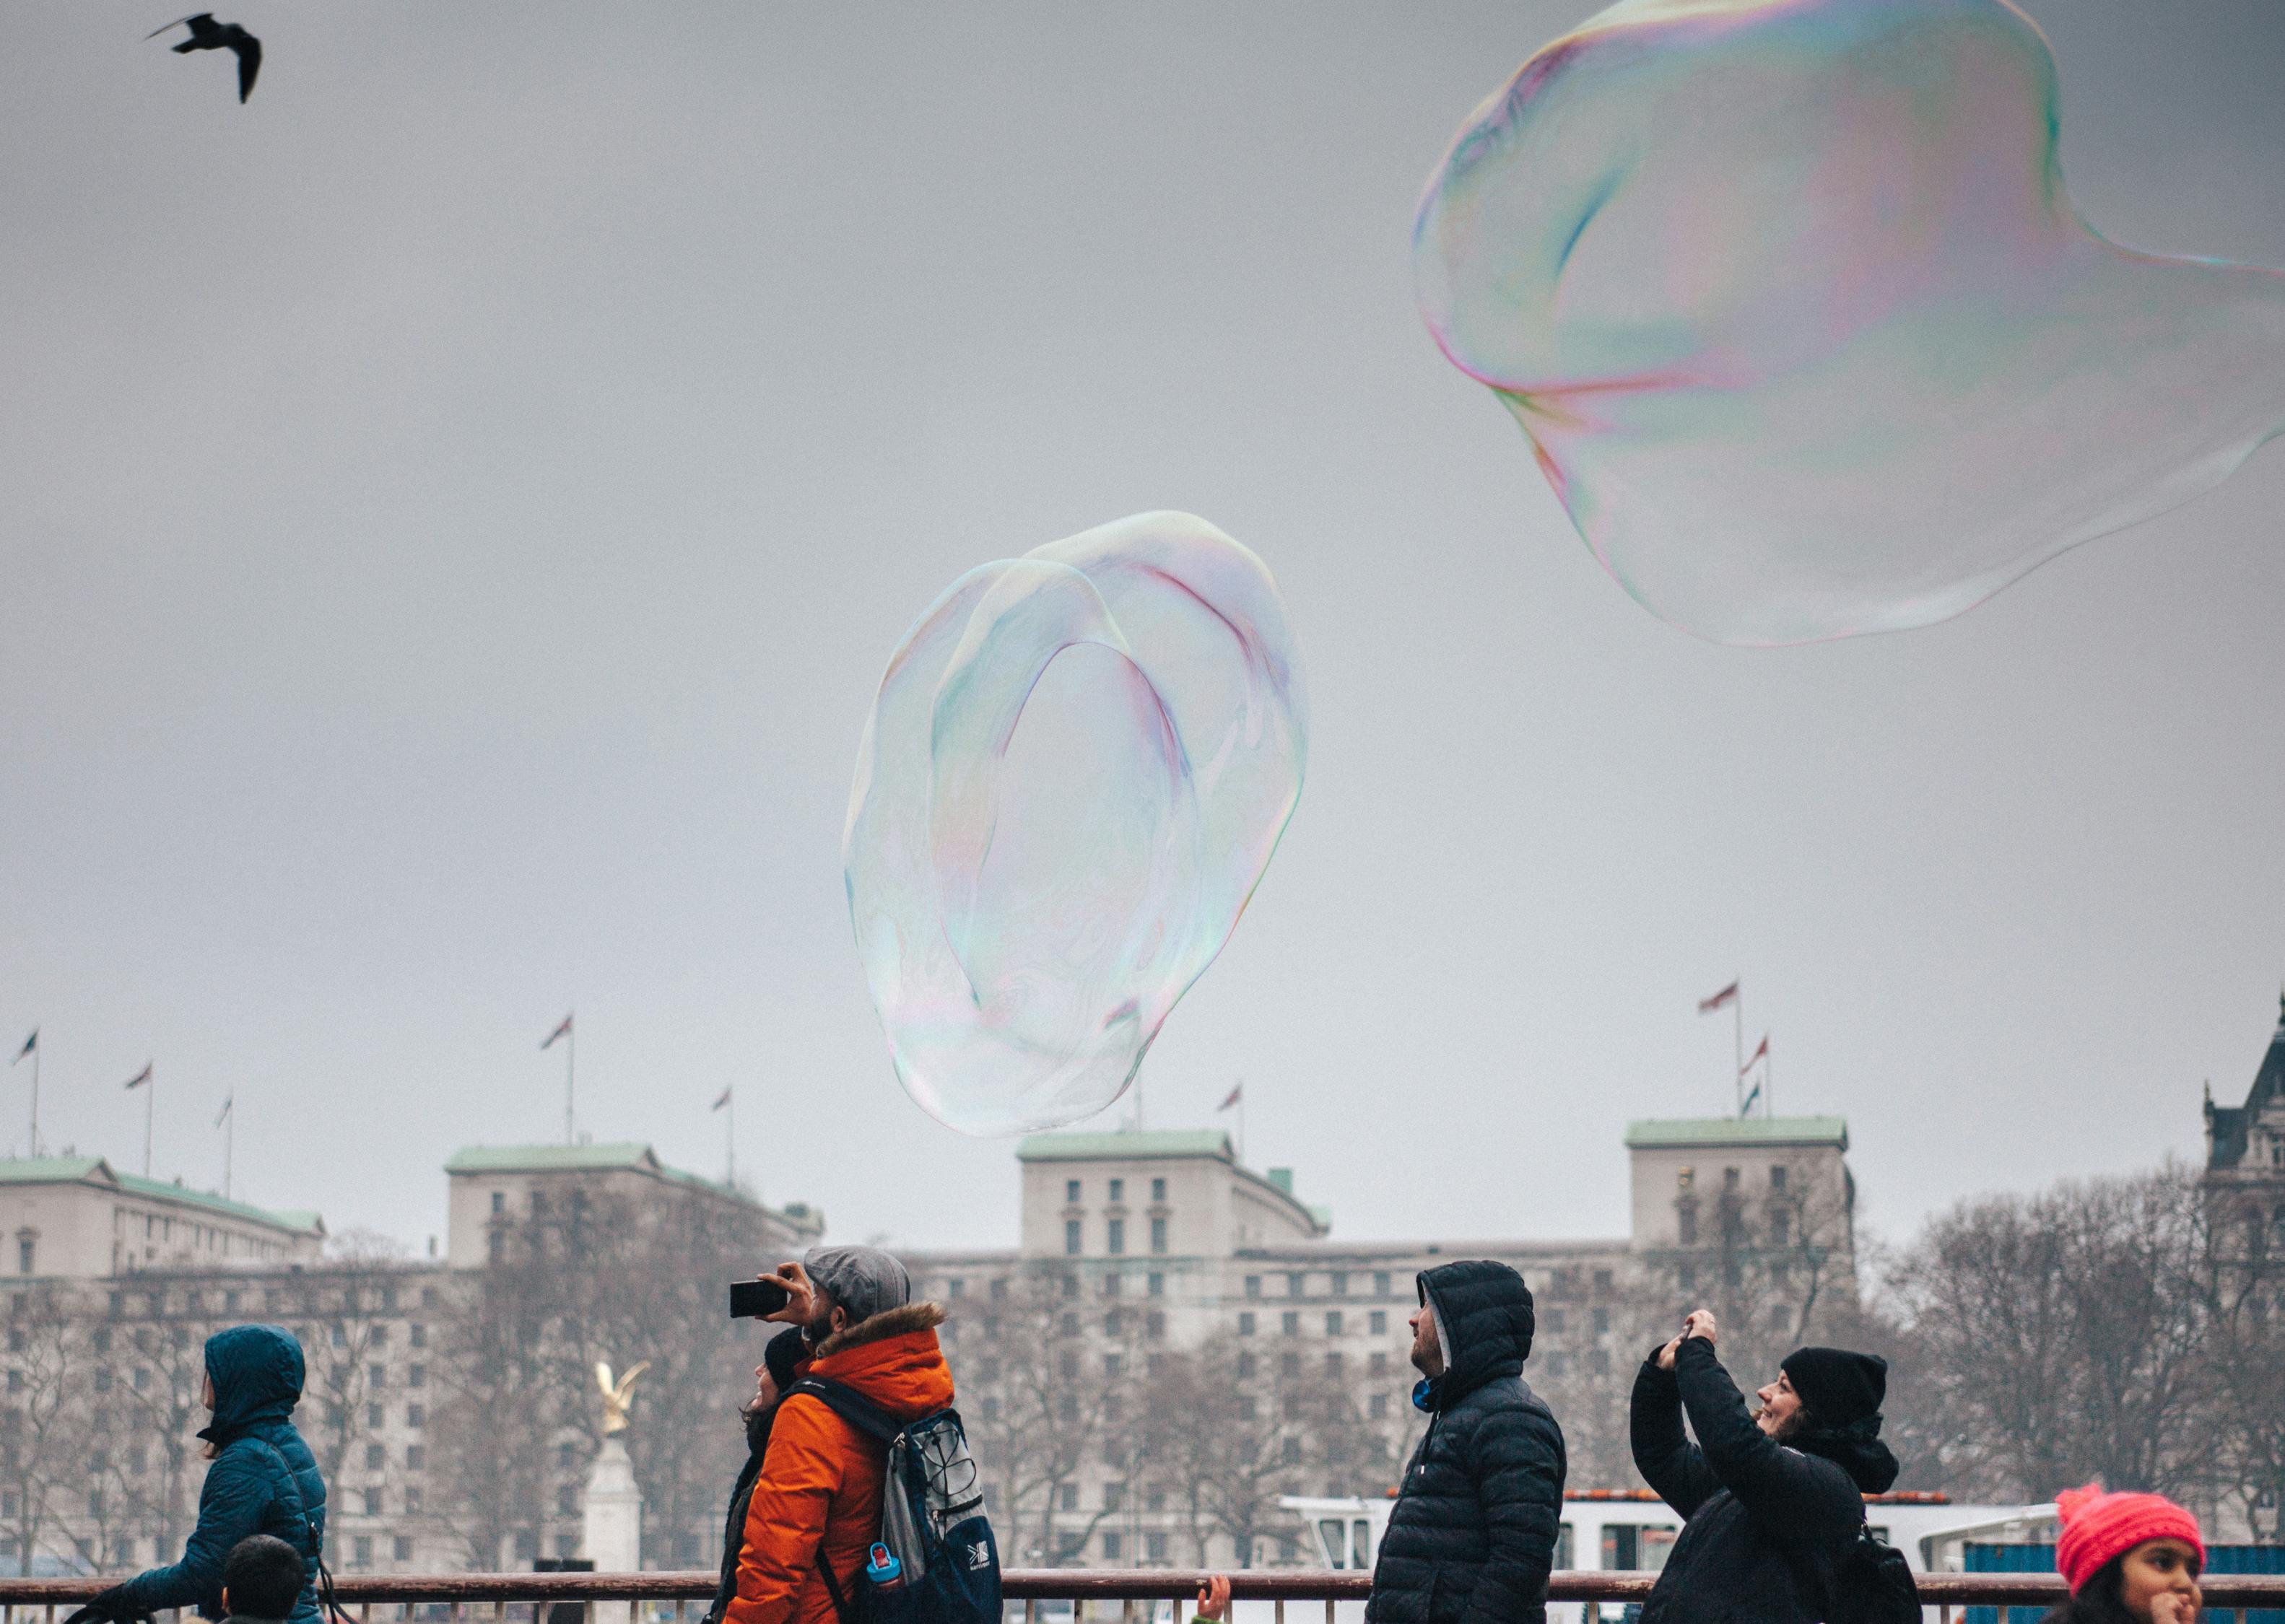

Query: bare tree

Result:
[0,1286,99,1575]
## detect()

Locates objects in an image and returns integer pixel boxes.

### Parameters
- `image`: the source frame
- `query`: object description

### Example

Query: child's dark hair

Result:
[2039,1555,2136,1624]
[223,1533,306,1620]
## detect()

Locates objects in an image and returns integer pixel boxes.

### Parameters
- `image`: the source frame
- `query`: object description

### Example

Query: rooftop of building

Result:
[0,1156,325,1237]
[2205,991,2285,1171]
[1623,1114,1849,1151]
[1015,1130,1235,1163]
[444,1142,824,1231]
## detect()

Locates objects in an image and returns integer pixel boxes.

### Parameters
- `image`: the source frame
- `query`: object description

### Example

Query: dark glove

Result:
[64,1587,154,1624]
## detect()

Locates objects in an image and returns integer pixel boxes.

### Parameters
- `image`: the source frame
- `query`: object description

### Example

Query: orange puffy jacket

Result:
[724,1304,954,1624]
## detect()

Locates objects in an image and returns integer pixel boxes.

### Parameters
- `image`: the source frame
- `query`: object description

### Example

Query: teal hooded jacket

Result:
[117,1325,326,1624]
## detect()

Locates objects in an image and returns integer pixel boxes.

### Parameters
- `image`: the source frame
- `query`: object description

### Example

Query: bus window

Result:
[1555,1524,1576,1571]
[1319,1519,1348,1568]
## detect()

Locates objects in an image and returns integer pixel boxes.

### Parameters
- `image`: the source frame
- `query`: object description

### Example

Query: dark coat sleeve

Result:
[1630,1350,1719,1519]
[1671,1338,1860,1544]
[1456,1402,1567,1624]
[117,1441,276,1616]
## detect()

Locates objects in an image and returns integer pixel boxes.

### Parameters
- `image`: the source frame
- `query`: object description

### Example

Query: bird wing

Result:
[615,1360,653,1401]
[231,32,260,101]
[595,1361,616,1398]
[144,14,201,40]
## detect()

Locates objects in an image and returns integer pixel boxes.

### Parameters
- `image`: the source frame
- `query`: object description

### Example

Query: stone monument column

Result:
[586,1361,650,1624]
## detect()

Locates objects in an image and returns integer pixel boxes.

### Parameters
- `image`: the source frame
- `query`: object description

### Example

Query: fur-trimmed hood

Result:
[812,1301,944,1360]
[801,1301,954,1423]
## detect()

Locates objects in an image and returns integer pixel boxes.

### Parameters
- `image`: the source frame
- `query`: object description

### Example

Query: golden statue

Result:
[594,1359,651,1436]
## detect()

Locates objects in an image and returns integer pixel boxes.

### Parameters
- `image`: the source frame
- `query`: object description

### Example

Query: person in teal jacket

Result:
[71,1325,327,1624]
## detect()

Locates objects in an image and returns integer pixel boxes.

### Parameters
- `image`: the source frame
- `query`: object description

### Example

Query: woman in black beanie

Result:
[1629,1310,1901,1624]
[705,1330,810,1624]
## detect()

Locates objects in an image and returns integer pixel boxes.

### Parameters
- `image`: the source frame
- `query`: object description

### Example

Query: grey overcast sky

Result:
[2,1,2279,1260]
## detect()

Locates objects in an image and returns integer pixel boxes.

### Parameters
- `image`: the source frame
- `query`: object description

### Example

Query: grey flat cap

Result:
[804,1244,911,1326]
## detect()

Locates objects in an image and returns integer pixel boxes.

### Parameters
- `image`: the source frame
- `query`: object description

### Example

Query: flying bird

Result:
[147,14,261,103]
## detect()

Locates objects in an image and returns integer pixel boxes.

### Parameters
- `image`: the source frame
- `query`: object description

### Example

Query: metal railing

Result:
[0,1571,2277,1624]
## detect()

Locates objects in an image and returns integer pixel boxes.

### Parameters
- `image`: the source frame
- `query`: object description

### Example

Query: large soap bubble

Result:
[844,512,1307,1135]
[1416,0,2285,645]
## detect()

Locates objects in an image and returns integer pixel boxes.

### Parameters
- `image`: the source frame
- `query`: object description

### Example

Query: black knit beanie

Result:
[763,1327,807,1394]
[1780,1346,1886,1428]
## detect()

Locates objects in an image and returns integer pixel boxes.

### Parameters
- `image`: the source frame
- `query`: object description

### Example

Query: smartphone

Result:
[730,1278,791,1320]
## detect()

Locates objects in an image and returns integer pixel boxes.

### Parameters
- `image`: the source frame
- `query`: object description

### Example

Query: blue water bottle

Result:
[865,1543,905,1593]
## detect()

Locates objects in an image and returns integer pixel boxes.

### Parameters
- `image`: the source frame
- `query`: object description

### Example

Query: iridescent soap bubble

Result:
[844,512,1307,1135]
[1416,0,2285,645]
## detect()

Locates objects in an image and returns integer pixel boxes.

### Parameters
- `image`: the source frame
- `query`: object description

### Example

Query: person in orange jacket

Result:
[724,1247,954,1624]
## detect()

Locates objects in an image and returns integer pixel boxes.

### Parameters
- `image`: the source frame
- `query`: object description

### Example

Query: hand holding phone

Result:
[729,1278,791,1319]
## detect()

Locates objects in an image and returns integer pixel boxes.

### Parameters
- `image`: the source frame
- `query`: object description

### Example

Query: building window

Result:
[1374,1271,1391,1296]
[14,1234,33,1276]
[1149,1217,1167,1254]
[557,1486,579,1516]
[1770,1166,1788,1190]
[393,1537,414,1562]
[1237,1311,1255,1336]
[1325,1350,1344,1376]
[1770,1209,1790,1247]
[406,1444,425,1470]
[1369,1310,1386,1335]
[1066,1179,1081,1204]
[1104,1272,1123,1298]
[1768,1304,1791,1331]
[1326,1311,1344,1336]
[991,1277,1009,1300]
[489,1191,505,1215]
[1281,1311,1299,1336]
[1147,1534,1169,1563]
[1058,1483,1079,1511]
[1593,1269,1614,1293]
[947,1277,965,1298]
[1723,1167,1741,1189]
[369,1364,386,1389]
[363,1488,384,1515]
[352,1537,373,1568]
[1592,1307,1609,1336]
[406,1404,425,1428]
[1147,1272,1164,1297]
[1370,1351,1388,1376]
[1101,1533,1122,1561]
[1105,1309,1124,1335]
[1064,1220,1082,1257]
[1281,1351,1301,1378]
[1369,1393,1388,1419]
[367,1403,384,1429]
[408,1363,426,1388]
[1331,1272,1348,1296]
[1678,1261,1696,1291]
[1151,1177,1167,1202]
[1244,1275,1261,1298]
[1287,1272,1306,1296]
[1676,1202,1698,1246]
[1107,1219,1126,1255]
[365,1444,385,1470]
[1108,1179,1124,1203]
[1238,1351,1258,1378]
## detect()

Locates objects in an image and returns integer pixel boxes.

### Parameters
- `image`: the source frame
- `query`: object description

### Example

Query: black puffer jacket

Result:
[1632,1337,1901,1624]
[1366,1261,1567,1624]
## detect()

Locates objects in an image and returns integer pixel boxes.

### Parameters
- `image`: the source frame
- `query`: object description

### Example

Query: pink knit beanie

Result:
[2053,1482,2204,1595]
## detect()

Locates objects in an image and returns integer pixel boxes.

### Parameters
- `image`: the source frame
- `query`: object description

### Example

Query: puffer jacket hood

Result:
[806,1302,954,1418]
[1416,1260,1535,1411]
[199,1324,305,1446]
[1793,1418,1901,1494]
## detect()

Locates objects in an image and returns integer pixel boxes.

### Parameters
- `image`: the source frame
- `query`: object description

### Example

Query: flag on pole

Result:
[215,1095,233,1127]
[1218,1083,1242,1112]
[124,1063,152,1090]
[541,1013,573,1049]
[1739,1034,1769,1075]
[12,1031,32,1063]
[711,1087,732,1112]
[1698,981,1740,1014]
[1741,1077,1764,1114]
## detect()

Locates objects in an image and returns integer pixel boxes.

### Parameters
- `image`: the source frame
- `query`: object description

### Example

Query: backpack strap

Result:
[814,1550,862,1624]
[244,1436,351,1624]
[789,1376,903,1447]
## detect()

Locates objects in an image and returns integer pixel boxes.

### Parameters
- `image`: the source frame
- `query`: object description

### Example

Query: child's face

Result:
[2118,1538,2202,1624]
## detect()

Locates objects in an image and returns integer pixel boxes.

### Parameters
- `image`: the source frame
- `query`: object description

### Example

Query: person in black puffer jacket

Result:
[1366,1260,1567,1624]
[705,1330,809,1624]
[1631,1310,1900,1624]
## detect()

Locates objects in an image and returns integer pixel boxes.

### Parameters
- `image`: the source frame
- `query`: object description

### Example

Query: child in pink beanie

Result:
[2042,1482,2205,1624]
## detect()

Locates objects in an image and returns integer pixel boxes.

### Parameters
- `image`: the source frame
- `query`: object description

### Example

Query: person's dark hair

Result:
[2039,1554,2135,1624]
[223,1533,306,1620]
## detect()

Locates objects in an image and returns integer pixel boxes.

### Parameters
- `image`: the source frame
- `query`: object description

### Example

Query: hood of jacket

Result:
[199,1323,305,1446]
[1793,1415,1901,1494]
[807,1302,954,1420]
[1416,1260,1535,1410]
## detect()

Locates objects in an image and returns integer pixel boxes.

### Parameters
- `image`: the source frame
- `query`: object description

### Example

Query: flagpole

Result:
[144,1070,154,1178]
[28,1043,38,1158]
[224,1100,234,1202]
[726,1088,736,1190]
[1733,981,1744,1118]
[565,1019,575,1146]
